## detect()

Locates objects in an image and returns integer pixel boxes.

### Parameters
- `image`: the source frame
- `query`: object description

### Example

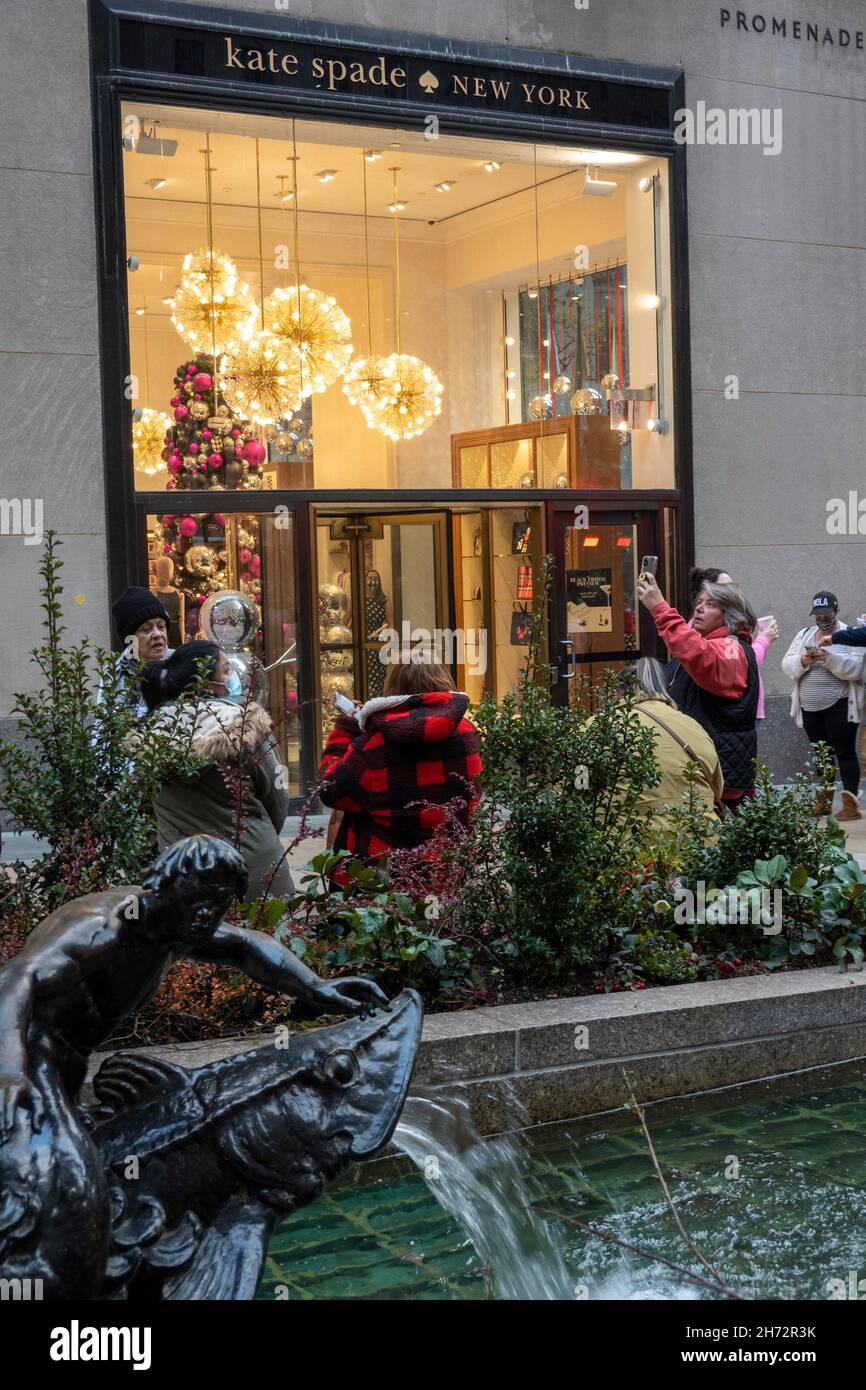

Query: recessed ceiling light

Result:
[365,149,382,162]
[434,181,454,193]
[504,336,515,347]
[388,142,402,149]
[146,177,167,191]
[161,296,173,305]
[528,289,538,300]
[316,169,337,183]
[135,307,145,316]
[387,200,407,212]
[483,160,501,173]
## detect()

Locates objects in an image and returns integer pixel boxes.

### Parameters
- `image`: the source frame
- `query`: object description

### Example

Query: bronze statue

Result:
[0,835,421,1299]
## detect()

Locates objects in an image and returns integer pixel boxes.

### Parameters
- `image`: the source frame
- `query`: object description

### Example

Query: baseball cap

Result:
[811,590,838,614]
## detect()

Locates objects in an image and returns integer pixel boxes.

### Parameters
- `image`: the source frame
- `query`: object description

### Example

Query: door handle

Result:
[558,638,576,680]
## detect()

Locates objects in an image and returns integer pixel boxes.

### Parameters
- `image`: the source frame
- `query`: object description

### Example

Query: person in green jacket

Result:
[136,641,294,902]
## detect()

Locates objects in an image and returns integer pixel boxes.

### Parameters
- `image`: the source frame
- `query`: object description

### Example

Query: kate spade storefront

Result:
[92,0,692,806]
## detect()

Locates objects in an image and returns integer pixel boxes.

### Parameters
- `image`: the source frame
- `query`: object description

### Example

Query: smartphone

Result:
[639,555,659,581]
[334,692,357,715]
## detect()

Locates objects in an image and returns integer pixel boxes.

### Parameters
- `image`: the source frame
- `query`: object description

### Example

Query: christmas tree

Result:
[161,353,266,491]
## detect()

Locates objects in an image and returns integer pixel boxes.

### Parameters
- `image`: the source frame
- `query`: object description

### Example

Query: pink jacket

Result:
[752,633,770,720]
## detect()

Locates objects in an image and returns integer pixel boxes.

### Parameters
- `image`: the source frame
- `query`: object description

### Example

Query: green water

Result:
[259,1058,866,1300]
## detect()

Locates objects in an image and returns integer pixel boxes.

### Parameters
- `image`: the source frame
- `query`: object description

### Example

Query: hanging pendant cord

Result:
[390,167,402,356]
[204,134,218,382]
[142,299,150,402]
[254,137,266,331]
[290,119,304,397]
[363,153,373,354]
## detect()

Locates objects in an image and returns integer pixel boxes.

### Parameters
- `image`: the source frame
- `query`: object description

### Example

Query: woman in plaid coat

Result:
[318,658,482,865]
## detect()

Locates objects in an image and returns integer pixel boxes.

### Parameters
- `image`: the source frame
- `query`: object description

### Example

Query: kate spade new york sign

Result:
[116,19,672,131]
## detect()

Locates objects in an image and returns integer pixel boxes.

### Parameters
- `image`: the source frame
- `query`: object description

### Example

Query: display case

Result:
[451,416,621,490]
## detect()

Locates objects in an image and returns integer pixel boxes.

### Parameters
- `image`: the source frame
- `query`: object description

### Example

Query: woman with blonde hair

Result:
[319,650,482,865]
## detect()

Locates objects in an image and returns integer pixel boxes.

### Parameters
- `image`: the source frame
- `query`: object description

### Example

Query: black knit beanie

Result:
[112,586,170,642]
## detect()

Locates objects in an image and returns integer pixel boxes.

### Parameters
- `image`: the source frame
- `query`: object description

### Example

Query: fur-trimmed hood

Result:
[357,691,471,744]
[145,697,275,761]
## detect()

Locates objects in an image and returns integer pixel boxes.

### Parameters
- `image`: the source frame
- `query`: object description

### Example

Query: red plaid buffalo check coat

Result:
[318,691,482,861]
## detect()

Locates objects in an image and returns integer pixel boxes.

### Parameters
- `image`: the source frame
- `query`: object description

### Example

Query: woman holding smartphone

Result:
[637,570,760,812]
[781,591,865,819]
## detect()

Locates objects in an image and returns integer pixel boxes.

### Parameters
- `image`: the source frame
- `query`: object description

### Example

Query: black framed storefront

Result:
[89,0,694,808]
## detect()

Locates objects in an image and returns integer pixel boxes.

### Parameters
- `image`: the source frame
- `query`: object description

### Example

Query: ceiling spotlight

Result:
[134,123,178,157]
[528,289,538,300]
[127,255,140,272]
[639,175,654,193]
[646,417,667,434]
[316,169,337,183]
[434,181,454,193]
[504,336,515,347]
[135,307,145,316]
[387,200,407,212]
[506,369,516,379]
[275,176,293,202]
[161,296,173,306]
[644,293,664,310]
[146,177,167,191]
[483,160,501,172]
[365,149,383,162]
[617,419,630,433]
[582,166,617,197]
[506,389,517,401]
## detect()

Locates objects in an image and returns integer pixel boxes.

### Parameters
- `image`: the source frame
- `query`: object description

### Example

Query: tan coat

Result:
[140,698,293,901]
[629,697,724,832]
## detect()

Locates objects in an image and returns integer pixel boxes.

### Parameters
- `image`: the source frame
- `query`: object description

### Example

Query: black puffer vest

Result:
[666,637,759,791]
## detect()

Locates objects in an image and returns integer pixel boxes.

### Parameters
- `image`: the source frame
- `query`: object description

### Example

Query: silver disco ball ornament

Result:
[601,371,620,392]
[199,589,259,650]
[553,375,572,395]
[528,393,553,420]
[224,648,266,705]
[554,473,569,489]
[571,386,604,416]
[519,473,534,489]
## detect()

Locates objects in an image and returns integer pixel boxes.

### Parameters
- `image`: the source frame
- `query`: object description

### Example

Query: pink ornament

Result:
[163,542,173,555]
[188,442,199,455]
[250,555,261,577]
[208,453,223,469]
[231,428,241,438]
[186,364,197,376]
[166,481,176,491]
[179,516,198,538]
[202,429,213,441]
[253,593,261,604]
[193,393,202,401]
[161,514,173,526]
[192,372,213,392]
[244,440,266,468]
[170,396,181,408]
[168,458,182,476]
[174,405,190,421]
[199,463,208,472]
[197,594,207,605]
[214,513,226,528]
[238,547,252,567]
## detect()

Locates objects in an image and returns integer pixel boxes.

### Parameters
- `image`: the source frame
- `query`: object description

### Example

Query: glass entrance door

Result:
[548,504,661,707]
[315,511,449,742]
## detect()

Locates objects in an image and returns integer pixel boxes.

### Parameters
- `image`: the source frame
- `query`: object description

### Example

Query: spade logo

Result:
[418,70,439,94]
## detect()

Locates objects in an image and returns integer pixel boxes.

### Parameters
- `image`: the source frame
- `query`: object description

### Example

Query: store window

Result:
[122,105,676,496]
[146,507,302,793]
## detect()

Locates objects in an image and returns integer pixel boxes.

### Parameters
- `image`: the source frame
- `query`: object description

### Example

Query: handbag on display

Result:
[516,564,533,601]
[510,603,532,645]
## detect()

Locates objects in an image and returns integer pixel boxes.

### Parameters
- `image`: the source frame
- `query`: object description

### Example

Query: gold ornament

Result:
[131,407,172,477]
[179,248,240,304]
[170,277,258,355]
[190,401,209,420]
[571,386,604,416]
[220,328,304,426]
[553,375,572,395]
[265,284,353,397]
[361,353,443,441]
[528,393,553,420]
[186,544,217,576]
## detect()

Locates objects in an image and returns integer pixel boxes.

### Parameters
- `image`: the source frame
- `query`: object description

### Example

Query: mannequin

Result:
[151,556,184,649]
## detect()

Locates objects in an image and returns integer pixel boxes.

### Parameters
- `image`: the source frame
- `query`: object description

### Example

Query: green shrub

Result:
[631,929,698,984]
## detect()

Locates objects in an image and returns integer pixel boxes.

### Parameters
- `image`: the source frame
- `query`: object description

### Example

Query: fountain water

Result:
[393,1091,574,1300]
